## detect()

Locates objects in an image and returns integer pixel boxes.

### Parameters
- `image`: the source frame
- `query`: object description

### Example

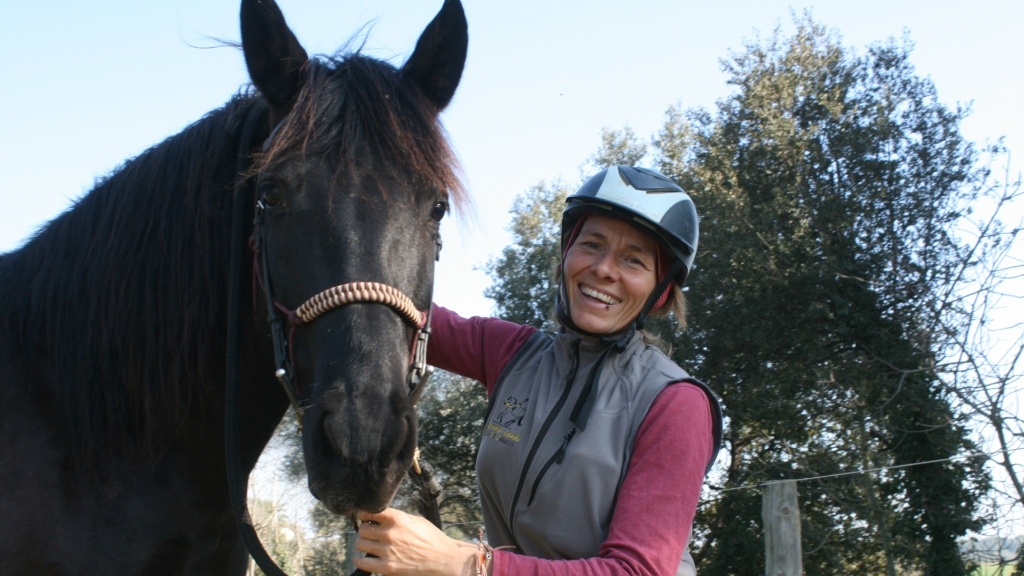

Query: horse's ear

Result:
[401,0,468,111]
[240,0,309,116]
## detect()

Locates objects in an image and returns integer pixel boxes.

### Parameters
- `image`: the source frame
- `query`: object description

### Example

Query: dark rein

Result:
[225,106,441,576]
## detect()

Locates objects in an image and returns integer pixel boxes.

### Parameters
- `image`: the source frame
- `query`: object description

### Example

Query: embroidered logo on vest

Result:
[485,396,528,447]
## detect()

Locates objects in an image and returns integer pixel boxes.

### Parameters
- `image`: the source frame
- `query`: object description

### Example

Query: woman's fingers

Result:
[356,508,398,525]
[352,553,386,574]
[354,532,383,555]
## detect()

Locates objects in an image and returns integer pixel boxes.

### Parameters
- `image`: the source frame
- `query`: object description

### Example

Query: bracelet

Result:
[476,543,493,576]
[473,527,513,576]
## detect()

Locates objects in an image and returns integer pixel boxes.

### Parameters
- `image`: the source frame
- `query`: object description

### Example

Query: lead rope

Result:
[225,104,291,576]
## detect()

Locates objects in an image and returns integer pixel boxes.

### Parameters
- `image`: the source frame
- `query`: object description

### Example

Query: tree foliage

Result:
[482,14,1006,576]
[484,182,569,329]
[417,370,490,536]
[590,125,649,169]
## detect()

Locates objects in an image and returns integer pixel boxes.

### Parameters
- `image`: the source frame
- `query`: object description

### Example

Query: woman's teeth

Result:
[581,285,619,305]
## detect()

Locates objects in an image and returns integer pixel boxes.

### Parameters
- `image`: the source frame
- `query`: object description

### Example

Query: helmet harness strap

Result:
[554,258,685,464]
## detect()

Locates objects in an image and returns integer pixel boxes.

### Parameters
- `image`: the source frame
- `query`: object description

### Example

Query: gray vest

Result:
[476,329,721,563]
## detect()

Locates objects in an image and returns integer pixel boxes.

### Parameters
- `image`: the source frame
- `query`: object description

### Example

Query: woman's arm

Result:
[354,382,714,576]
[427,304,536,393]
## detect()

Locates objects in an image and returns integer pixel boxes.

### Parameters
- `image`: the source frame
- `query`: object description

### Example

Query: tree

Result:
[247,495,310,576]
[416,370,490,537]
[656,17,992,575]
[483,14,1011,576]
[484,181,570,330]
[590,126,649,169]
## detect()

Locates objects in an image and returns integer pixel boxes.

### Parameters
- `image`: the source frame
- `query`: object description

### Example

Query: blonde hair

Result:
[648,283,687,329]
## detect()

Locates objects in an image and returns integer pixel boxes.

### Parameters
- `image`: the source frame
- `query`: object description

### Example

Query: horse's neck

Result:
[4,98,285,464]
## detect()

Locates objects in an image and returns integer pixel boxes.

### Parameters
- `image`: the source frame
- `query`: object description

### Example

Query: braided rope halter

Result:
[296,282,426,327]
[251,199,435,427]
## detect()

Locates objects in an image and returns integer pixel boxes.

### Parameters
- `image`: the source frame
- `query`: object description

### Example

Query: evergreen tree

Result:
[482,15,993,576]
[590,126,649,169]
[416,370,489,537]
[657,16,989,575]
[484,182,569,329]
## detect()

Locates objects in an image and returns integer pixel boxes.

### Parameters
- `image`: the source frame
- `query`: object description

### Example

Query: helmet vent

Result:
[618,166,684,194]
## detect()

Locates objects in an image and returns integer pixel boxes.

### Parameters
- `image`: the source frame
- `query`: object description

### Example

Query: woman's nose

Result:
[591,251,618,279]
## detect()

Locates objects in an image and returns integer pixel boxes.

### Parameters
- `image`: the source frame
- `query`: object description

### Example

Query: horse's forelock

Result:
[255,54,466,212]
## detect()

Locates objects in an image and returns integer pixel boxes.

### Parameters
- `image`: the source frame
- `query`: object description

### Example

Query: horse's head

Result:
[240,0,467,514]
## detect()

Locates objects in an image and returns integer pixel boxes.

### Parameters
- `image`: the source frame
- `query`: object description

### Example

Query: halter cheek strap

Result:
[250,200,433,426]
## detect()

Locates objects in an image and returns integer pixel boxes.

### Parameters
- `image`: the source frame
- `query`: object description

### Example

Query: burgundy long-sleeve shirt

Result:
[427,305,713,576]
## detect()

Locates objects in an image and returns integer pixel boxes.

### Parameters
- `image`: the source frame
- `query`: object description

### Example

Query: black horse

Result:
[0,0,467,573]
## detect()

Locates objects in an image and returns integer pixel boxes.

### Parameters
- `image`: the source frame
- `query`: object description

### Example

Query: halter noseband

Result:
[251,199,434,427]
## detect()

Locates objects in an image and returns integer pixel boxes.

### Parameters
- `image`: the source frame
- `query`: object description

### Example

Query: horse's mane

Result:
[1,51,464,463]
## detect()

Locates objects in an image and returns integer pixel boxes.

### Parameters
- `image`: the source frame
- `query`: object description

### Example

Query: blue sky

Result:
[2,0,1021,316]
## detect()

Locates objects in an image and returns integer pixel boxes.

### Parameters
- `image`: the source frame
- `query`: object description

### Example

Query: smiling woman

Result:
[352,166,723,576]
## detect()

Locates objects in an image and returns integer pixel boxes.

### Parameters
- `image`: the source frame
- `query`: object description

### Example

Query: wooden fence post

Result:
[763,479,802,576]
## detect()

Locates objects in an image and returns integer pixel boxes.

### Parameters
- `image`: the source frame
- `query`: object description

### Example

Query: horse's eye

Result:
[430,201,448,222]
[259,182,284,208]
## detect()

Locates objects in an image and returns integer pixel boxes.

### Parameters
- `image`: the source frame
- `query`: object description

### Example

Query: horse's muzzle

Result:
[305,394,417,514]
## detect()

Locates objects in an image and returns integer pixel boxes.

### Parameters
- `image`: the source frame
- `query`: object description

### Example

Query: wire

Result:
[712,446,1021,494]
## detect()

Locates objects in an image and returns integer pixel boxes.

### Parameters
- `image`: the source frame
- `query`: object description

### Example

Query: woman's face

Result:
[564,214,659,335]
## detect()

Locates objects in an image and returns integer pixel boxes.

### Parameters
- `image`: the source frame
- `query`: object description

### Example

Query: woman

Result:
[354,166,722,576]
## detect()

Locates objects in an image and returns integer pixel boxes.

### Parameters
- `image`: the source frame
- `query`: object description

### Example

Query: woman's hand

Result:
[353,508,479,576]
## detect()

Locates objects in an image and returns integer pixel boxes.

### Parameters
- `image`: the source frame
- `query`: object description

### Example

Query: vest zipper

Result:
[525,426,576,506]
[524,340,614,507]
[508,339,580,538]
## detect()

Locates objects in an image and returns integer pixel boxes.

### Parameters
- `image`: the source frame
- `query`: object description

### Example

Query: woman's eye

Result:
[624,255,651,269]
[430,201,448,222]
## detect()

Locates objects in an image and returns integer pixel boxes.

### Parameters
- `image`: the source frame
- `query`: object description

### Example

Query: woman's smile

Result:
[579,284,621,306]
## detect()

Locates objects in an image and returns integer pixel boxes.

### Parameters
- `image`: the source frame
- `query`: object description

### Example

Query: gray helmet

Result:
[562,165,698,286]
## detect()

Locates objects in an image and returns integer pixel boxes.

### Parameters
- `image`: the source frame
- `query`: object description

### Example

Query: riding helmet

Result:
[561,165,698,286]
